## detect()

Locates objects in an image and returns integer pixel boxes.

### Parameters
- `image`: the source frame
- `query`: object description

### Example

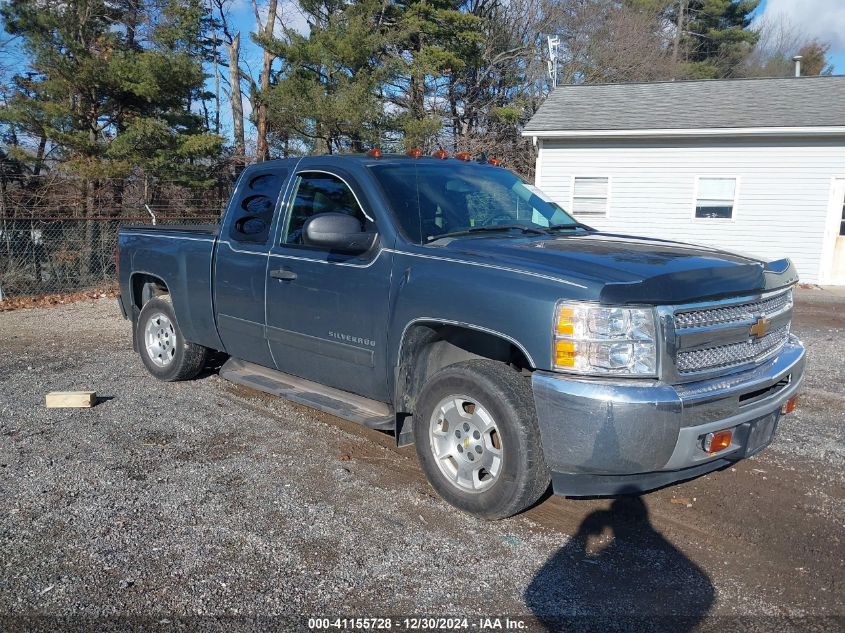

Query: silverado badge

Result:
[750,317,771,339]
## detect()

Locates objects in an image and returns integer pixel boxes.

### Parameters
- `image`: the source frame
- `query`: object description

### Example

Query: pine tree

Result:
[263,0,394,154]
[673,0,760,78]
[0,0,222,183]
[387,0,484,150]
[1,0,222,279]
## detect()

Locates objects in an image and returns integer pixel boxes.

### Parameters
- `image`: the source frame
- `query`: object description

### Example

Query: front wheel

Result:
[136,295,209,381]
[413,360,550,520]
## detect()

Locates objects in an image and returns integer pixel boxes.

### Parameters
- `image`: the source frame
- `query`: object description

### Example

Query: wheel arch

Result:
[130,272,170,312]
[393,319,534,445]
[128,272,171,352]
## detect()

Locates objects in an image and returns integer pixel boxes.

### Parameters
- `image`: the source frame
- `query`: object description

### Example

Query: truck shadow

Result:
[524,492,714,632]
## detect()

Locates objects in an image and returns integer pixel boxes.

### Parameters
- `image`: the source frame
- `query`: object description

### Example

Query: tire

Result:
[413,360,551,520]
[136,295,209,382]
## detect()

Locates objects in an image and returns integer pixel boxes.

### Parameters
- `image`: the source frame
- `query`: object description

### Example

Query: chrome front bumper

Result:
[532,335,805,496]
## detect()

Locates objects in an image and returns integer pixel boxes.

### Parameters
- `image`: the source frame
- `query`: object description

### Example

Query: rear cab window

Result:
[227,168,289,244]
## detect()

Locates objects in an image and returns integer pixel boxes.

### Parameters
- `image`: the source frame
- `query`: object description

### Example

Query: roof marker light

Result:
[407,148,422,158]
[488,158,502,166]
[455,152,472,161]
[367,148,382,158]
[433,149,449,159]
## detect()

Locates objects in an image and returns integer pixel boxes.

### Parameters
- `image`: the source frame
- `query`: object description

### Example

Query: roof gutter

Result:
[522,126,845,139]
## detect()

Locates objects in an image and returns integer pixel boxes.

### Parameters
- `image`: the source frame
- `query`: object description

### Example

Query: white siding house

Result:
[523,77,845,285]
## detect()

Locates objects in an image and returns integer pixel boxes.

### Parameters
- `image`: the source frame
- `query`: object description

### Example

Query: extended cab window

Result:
[228,170,288,244]
[369,162,578,244]
[283,172,370,245]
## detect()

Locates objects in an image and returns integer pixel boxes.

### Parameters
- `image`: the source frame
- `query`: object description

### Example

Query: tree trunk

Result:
[448,78,460,153]
[227,32,246,161]
[671,0,686,72]
[255,0,279,162]
[33,134,47,176]
[410,39,425,121]
[82,179,95,282]
[211,1,221,135]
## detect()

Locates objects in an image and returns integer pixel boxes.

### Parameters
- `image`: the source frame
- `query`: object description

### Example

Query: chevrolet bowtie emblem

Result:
[750,317,770,338]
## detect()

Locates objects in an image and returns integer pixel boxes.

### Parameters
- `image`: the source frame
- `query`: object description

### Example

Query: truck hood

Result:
[437,232,798,304]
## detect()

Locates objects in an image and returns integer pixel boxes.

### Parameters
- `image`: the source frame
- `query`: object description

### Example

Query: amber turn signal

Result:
[554,340,577,368]
[703,429,732,454]
[781,395,798,415]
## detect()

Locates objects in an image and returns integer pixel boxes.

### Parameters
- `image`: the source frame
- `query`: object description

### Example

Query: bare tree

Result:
[227,33,247,158]
[742,13,834,77]
[546,0,679,85]
[211,0,246,160]
[252,0,279,162]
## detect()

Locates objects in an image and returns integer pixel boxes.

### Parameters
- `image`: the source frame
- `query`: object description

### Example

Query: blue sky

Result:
[754,0,845,73]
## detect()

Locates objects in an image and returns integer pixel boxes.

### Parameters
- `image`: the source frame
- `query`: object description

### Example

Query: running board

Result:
[219,358,395,431]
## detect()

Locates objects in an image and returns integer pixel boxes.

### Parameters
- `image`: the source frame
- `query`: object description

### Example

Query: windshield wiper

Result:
[427,225,549,242]
[547,222,595,232]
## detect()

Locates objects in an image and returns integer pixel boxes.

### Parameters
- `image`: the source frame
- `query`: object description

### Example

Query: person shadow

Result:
[524,491,715,632]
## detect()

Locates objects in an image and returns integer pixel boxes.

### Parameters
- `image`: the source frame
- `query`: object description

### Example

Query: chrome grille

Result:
[667,288,794,378]
[674,291,793,329]
[676,325,790,373]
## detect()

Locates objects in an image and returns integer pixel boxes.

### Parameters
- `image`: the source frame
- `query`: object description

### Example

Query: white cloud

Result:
[277,0,310,37]
[756,0,845,53]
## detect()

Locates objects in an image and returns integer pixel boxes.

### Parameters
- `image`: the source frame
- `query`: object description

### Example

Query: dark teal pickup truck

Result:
[117,152,805,519]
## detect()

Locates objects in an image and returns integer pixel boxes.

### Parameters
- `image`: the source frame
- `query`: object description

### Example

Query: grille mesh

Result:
[676,326,790,373]
[674,291,792,330]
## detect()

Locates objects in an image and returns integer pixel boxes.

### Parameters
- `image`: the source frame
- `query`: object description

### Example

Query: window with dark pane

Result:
[228,169,287,244]
[695,177,736,219]
[840,202,844,236]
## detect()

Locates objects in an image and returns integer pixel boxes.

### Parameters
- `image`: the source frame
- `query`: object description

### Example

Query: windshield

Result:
[368,162,579,244]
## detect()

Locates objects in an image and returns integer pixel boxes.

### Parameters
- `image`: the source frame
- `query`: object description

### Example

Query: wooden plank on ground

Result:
[45,391,97,408]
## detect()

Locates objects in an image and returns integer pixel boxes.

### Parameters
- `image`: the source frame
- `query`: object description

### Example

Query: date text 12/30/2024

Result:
[307,617,528,630]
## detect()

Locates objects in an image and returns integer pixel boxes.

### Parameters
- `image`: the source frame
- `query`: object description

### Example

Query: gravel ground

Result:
[0,288,843,632]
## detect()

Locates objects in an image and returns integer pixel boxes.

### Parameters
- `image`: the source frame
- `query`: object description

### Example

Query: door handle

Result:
[270,268,297,281]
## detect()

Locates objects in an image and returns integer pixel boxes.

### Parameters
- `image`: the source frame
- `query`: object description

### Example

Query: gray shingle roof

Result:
[523,76,845,134]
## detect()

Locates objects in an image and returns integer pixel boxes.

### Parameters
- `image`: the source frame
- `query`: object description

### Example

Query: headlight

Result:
[553,302,657,376]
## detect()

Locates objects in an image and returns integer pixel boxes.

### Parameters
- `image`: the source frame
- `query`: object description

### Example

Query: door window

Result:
[228,170,288,244]
[283,172,370,246]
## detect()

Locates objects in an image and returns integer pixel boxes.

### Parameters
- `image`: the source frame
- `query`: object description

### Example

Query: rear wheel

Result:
[413,360,550,520]
[137,295,209,381]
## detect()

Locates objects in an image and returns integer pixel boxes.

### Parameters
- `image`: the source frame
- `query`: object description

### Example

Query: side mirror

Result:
[303,212,377,254]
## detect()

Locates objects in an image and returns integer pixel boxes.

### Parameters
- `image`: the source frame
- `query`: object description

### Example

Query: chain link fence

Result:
[0,173,232,299]
[0,217,219,299]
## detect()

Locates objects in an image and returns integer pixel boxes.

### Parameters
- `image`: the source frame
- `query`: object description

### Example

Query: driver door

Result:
[264,169,393,401]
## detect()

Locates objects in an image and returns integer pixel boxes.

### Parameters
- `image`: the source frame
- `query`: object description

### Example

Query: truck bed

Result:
[117,224,223,352]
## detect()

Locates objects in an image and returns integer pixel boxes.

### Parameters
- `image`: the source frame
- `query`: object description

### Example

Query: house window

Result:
[695,177,737,219]
[572,177,609,217]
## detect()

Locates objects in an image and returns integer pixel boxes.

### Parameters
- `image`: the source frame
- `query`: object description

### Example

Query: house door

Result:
[830,180,845,285]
